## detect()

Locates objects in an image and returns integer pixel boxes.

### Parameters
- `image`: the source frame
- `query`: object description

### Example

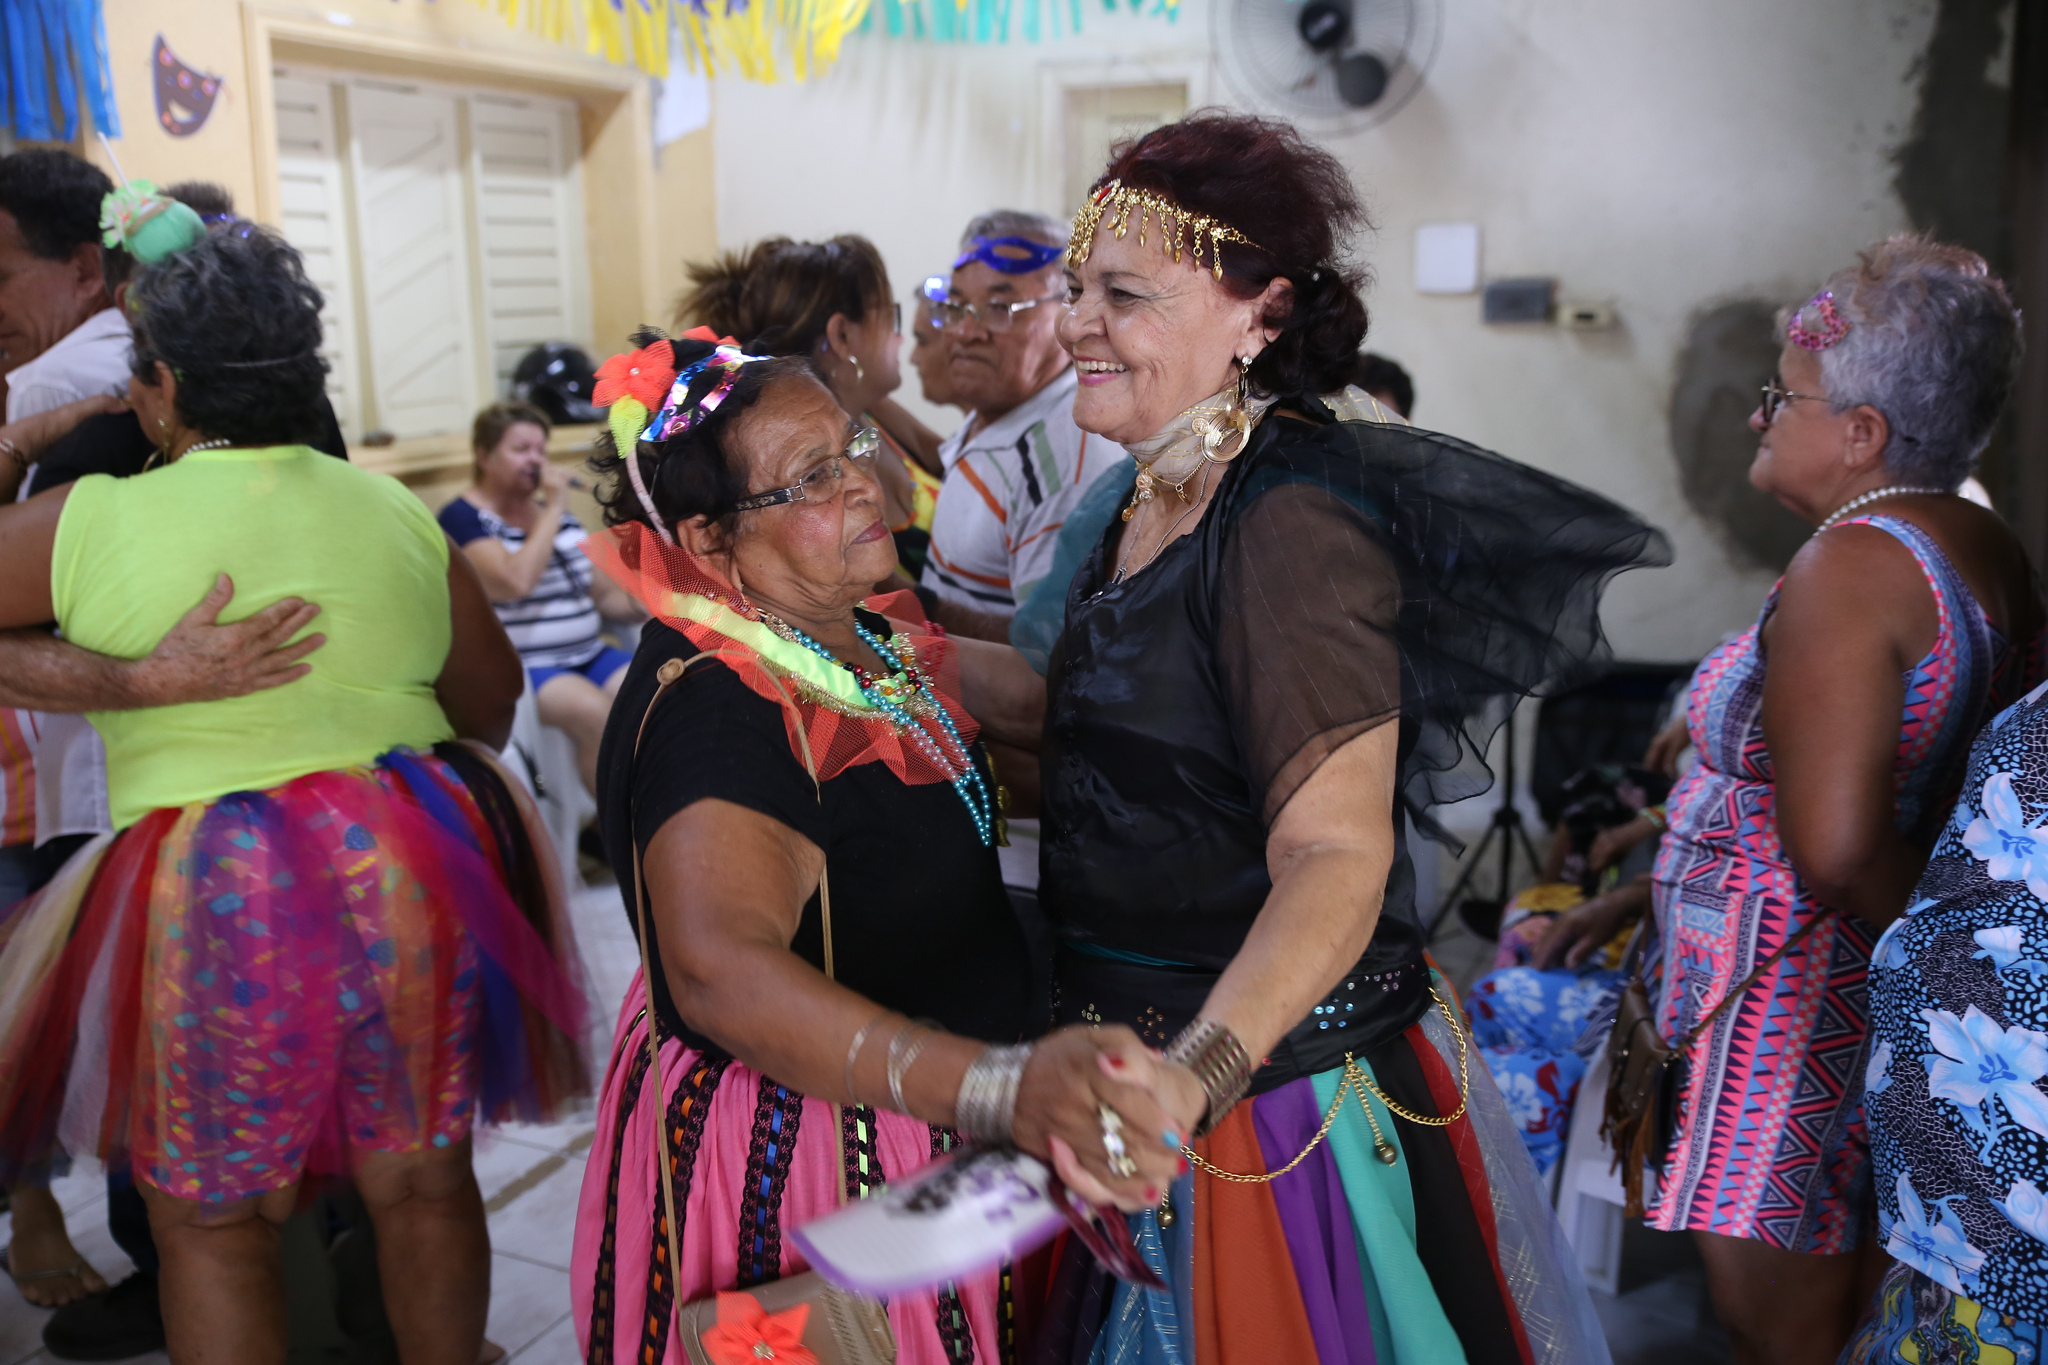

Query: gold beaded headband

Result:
[1067,179,1261,281]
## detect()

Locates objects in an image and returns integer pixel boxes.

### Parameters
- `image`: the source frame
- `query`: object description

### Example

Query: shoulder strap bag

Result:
[626,652,897,1365]
[1600,905,1837,1217]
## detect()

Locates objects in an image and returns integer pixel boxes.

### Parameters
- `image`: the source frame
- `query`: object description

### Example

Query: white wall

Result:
[712,0,1939,662]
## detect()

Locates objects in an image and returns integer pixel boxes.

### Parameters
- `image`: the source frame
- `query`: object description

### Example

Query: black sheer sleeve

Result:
[1211,403,1673,837]
[1219,469,1403,825]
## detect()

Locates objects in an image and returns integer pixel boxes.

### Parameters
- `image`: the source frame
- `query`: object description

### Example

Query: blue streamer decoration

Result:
[860,0,1171,45]
[0,0,121,143]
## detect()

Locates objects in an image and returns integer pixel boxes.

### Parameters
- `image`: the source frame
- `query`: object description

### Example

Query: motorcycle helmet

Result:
[510,343,602,425]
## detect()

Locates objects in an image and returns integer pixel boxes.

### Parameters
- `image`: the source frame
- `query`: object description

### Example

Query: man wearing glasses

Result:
[920,209,1122,905]
[920,210,1119,636]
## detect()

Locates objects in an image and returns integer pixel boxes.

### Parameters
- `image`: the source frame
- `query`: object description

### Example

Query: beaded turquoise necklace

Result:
[763,614,995,847]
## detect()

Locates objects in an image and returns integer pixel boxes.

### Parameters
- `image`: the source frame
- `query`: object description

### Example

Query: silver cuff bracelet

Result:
[954,1042,1033,1143]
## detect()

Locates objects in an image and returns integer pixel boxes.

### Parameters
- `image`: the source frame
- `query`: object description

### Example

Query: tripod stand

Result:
[1425,708,1544,941]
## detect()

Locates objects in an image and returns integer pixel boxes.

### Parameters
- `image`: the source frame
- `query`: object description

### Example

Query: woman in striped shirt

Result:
[439,401,641,792]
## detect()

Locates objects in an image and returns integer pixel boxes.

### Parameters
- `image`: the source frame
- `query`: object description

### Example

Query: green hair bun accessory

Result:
[99,182,207,265]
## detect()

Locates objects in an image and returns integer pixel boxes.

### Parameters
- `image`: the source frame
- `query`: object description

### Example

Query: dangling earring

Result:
[1200,357,1254,465]
[146,416,171,471]
[731,561,752,613]
[851,355,866,386]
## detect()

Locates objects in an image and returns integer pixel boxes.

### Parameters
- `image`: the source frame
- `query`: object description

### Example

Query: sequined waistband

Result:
[1050,946,1432,1097]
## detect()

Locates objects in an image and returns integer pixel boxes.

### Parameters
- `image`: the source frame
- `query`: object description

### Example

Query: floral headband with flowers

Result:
[593,326,772,545]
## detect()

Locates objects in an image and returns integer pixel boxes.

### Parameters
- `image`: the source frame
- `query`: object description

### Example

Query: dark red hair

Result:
[1093,110,1370,395]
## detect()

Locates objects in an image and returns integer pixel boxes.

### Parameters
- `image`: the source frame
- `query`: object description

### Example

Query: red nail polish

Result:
[1145,1185,1160,1202]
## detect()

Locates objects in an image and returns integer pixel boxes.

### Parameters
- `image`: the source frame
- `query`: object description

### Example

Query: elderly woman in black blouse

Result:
[957,111,1664,1362]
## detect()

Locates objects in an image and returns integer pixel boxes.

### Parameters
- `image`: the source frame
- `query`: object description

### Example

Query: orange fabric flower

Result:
[701,1292,817,1365]
[593,339,677,410]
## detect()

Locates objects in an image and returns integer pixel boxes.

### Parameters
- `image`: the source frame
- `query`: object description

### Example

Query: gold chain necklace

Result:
[1110,463,1210,586]
[1183,987,1470,1180]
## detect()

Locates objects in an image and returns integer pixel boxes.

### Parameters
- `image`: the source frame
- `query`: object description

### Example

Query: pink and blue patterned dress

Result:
[1648,515,2038,1253]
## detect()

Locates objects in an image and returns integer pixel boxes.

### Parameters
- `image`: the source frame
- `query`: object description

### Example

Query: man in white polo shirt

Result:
[921,209,1120,902]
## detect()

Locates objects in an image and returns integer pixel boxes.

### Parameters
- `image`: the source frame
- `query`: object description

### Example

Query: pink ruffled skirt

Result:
[572,975,1006,1364]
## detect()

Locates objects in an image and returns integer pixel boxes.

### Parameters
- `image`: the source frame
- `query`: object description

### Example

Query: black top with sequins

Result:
[1039,395,1668,1085]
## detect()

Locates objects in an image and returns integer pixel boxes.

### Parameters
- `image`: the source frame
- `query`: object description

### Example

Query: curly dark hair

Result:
[127,226,330,448]
[591,333,819,538]
[1092,111,1371,395]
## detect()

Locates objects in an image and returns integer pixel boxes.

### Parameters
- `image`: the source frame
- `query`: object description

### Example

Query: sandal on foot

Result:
[1,1244,94,1306]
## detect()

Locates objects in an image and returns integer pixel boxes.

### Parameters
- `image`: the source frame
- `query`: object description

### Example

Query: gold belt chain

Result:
[1181,987,1471,1181]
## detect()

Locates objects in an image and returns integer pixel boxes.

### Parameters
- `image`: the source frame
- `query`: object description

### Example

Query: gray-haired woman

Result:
[1644,235,2041,1365]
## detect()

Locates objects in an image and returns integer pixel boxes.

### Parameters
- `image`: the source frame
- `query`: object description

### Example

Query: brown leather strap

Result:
[623,650,836,1330]
[1672,906,1839,1053]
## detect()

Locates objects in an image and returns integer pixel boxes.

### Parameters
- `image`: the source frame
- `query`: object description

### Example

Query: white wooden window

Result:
[270,69,591,442]
[272,75,365,443]
[470,95,589,397]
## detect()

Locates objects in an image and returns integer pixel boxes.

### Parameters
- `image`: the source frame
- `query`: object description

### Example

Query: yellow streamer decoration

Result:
[469,0,873,83]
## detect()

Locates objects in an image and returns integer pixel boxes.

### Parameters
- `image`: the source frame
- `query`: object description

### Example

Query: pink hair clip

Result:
[1787,290,1852,351]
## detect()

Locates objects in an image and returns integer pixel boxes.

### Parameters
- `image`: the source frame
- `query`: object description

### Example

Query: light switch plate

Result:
[1414,222,1480,294]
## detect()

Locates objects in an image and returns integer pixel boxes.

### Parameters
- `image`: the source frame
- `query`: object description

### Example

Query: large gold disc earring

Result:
[1199,356,1254,465]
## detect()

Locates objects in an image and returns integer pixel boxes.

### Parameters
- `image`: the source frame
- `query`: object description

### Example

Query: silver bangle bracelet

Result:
[886,1023,932,1115]
[954,1043,1033,1143]
[843,1009,892,1106]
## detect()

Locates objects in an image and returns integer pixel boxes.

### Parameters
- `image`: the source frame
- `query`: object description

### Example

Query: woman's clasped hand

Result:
[1007,1026,1194,1209]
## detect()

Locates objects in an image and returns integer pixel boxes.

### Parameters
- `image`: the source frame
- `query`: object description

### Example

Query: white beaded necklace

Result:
[1815,484,1946,534]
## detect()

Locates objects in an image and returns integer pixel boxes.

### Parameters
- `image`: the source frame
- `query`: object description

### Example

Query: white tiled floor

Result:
[0,883,641,1365]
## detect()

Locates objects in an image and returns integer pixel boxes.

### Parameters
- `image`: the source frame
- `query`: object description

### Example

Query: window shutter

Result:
[347,81,481,439]
[469,95,592,396]
[271,75,365,442]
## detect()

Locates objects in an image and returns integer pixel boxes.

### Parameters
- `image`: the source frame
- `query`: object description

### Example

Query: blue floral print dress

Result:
[1853,676,2048,1361]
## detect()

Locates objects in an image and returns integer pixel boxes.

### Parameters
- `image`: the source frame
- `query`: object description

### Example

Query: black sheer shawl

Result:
[1217,397,1673,839]
[1039,391,1670,1072]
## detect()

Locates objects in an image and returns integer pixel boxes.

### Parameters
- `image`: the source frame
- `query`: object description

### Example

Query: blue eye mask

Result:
[952,235,1064,275]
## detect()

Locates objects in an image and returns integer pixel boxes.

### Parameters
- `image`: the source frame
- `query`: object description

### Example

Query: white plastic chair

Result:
[1554,1047,1629,1294]
[502,675,594,893]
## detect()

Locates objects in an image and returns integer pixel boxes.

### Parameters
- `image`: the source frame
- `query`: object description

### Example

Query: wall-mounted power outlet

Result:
[1557,300,1618,330]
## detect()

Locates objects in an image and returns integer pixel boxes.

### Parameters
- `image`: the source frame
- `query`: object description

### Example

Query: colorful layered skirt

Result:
[571,977,1010,1365]
[0,744,588,1203]
[1031,1002,1610,1365]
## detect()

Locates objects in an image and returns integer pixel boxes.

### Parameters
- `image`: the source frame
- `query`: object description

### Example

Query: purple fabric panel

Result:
[1253,1079,1377,1365]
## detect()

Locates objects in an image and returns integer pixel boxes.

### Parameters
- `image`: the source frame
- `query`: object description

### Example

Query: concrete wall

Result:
[710,0,1945,664]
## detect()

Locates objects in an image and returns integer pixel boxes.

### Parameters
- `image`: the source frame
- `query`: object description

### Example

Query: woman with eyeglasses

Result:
[677,235,944,579]
[569,333,1185,1363]
[1641,236,2041,1365]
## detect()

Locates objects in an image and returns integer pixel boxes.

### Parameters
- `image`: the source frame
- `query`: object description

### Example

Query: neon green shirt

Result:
[51,445,456,828]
